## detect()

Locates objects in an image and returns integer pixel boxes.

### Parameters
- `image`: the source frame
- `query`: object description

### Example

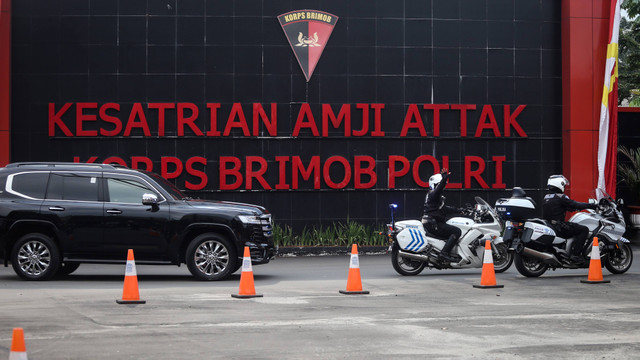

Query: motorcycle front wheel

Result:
[391,243,426,276]
[492,243,514,273]
[604,242,633,274]
[514,253,548,277]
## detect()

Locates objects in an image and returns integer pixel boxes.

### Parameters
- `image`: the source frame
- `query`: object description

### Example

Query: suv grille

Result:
[260,214,273,237]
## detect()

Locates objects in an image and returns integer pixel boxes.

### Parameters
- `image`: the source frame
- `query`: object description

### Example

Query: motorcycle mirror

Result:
[588,198,597,205]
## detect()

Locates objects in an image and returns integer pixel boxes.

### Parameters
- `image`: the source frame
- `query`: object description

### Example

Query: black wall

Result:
[11,0,562,230]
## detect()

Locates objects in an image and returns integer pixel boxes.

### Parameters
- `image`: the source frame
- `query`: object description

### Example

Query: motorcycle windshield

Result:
[594,188,614,201]
[591,188,619,209]
[474,196,497,217]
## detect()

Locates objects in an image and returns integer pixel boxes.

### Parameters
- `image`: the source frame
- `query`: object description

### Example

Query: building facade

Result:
[2,0,615,230]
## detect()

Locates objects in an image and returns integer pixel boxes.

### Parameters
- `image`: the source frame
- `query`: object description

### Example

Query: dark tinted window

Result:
[46,174,99,201]
[11,172,49,199]
[107,177,156,204]
[143,171,186,200]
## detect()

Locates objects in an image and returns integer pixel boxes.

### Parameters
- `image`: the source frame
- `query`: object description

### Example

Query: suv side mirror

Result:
[142,193,158,206]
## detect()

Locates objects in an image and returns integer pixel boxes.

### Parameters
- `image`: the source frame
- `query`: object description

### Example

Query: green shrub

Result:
[619,146,640,204]
[273,221,386,247]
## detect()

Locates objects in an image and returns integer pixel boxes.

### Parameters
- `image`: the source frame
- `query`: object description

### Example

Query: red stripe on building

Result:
[561,0,610,201]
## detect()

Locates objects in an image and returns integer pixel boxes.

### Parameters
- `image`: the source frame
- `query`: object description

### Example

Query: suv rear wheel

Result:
[186,233,237,281]
[11,233,61,281]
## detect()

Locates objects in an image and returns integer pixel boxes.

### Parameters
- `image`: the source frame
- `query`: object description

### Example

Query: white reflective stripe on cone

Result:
[483,247,493,263]
[590,242,601,259]
[125,260,137,276]
[350,253,359,268]
[242,257,253,272]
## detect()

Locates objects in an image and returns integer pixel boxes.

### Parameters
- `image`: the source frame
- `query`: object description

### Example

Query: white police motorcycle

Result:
[497,189,633,277]
[385,197,513,276]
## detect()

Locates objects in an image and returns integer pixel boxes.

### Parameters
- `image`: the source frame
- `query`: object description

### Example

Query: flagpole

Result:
[597,0,621,199]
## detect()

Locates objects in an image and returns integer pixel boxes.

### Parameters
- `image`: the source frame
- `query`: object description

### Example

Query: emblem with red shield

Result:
[278,10,339,82]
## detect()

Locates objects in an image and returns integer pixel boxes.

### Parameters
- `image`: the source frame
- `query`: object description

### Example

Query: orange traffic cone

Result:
[9,328,27,360]
[581,237,610,284]
[473,240,504,289]
[116,249,146,304]
[232,247,263,299]
[339,244,369,295]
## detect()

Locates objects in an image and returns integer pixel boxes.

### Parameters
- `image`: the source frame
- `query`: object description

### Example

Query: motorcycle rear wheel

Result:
[514,253,548,277]
[391,244,426,276]
[493,243,514,273]
[604,242,633,274]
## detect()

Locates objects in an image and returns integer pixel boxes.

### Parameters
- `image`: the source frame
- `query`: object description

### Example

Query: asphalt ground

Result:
[0,249,639,360]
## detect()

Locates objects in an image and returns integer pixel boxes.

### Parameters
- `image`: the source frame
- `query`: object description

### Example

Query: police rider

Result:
[422,168,463,263]
[543,175,597,263]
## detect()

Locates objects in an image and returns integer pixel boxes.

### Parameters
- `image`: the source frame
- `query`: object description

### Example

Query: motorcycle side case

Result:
[522,221,556,246]
[395,220,433,252]
[503,224,516,242]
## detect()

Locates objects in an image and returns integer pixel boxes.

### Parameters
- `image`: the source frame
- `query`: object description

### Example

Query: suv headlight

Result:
[237,215,262,225]
[238,214,272,226]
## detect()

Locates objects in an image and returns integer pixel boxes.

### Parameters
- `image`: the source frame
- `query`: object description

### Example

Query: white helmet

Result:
[429,173,443,190]
[547,175,569,193]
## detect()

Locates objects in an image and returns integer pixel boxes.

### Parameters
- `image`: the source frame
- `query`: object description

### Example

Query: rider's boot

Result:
[438,234,458,262]
[569,244,585,263]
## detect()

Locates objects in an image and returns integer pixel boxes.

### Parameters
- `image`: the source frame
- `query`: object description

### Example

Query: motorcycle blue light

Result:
[390,204,398,209]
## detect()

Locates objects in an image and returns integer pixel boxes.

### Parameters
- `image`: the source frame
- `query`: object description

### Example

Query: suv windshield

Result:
[143,171,187,200]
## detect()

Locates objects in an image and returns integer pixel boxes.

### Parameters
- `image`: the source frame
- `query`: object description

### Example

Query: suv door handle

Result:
[48,206,65,211]
[106,209,123,215]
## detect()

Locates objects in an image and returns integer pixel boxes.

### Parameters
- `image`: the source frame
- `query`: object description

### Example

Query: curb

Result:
[276,245,388,257]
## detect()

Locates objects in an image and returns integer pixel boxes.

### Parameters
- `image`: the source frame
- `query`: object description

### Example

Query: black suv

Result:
[0,162,276,280]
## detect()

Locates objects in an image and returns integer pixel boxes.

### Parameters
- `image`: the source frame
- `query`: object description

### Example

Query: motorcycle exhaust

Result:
[398,250,432,263]
[522,247,562,266]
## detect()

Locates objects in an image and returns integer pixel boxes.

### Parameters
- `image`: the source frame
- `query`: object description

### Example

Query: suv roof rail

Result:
[5,162,125,170]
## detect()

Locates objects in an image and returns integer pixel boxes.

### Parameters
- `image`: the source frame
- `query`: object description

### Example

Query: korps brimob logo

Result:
[278,10,338,82]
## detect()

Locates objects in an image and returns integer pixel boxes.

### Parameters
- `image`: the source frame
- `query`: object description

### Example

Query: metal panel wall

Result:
[10,0,563,230]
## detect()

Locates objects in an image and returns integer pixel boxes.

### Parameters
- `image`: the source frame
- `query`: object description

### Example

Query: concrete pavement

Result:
[0,252,638,359]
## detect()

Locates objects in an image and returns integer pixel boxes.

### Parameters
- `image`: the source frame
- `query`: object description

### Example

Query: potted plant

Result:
[618,145,640,228]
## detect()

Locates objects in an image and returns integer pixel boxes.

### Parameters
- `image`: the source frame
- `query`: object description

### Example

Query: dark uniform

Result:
[422,171,461,259]
[542,192,596,260]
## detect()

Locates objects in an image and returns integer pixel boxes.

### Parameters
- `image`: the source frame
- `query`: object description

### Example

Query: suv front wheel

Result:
[186,233,237,281]
[11,233,61,281]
